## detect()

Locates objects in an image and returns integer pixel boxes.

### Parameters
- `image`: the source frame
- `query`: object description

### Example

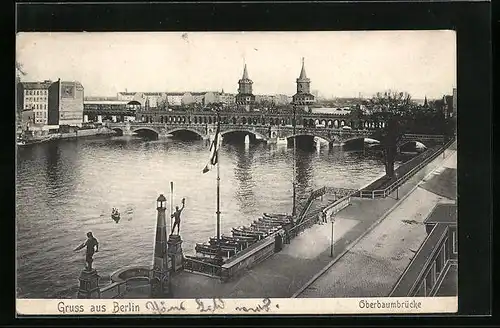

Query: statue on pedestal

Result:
[74,232,99,271]
[170,198,185,235]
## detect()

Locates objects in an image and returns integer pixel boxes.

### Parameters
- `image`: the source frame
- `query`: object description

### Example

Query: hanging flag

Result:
[202,117,221,174]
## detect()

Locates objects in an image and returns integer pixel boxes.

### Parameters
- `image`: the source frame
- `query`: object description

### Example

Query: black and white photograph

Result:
[16,30,458,315]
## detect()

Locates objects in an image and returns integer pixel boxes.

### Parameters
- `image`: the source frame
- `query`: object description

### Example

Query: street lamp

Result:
[395,173,399,200]
[157,194,167,210]
[330,214,335,258]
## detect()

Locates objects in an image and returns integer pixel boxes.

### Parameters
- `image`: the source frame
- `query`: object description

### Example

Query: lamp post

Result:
[395,172,399,200]
[330,216,335,258]
[151,194,170,297]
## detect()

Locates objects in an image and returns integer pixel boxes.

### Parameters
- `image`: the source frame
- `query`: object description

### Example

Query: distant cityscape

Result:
[16,58,457,134]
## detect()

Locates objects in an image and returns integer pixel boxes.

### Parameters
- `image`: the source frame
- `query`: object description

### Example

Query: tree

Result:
[380,115,406,178]
[367,90,414,114]
[16,61,26,84]
[366,90,414,177]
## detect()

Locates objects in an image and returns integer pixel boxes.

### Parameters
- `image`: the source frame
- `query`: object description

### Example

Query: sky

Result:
[16,31,456,99]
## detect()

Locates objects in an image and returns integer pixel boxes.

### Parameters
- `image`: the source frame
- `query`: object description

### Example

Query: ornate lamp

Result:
[157,194,167,210]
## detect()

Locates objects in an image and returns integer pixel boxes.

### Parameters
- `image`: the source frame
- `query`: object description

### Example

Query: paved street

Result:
[297,147,456,297]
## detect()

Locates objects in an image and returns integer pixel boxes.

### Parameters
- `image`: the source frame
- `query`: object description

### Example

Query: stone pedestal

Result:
[168,234,184,272]
[77,269,100,299]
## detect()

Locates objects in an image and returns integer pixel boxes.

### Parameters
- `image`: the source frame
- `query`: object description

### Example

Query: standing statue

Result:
[74,232,99,271]
[171,198,185,235]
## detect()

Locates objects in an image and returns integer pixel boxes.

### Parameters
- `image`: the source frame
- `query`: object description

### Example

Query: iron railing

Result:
[359,138,455,199]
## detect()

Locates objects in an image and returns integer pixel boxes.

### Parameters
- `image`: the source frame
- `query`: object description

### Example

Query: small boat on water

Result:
[17,135,55,147]
[111,208,121,223]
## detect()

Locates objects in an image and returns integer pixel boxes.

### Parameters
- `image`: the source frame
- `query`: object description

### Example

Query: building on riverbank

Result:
[17,79,85,129]
[17,80,52,125]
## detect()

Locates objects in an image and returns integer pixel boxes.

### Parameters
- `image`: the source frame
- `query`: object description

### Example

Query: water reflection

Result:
[233,144,256,215]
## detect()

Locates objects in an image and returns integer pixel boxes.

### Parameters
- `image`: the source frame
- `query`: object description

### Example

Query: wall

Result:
[221,231,281,281]
[59,81,84,127]
[48,81,60,125]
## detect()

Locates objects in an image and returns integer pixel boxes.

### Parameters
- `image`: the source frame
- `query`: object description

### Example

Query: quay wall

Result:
[55,127,116,140]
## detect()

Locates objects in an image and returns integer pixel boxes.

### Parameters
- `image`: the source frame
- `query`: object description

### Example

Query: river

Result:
[16,134,390,298]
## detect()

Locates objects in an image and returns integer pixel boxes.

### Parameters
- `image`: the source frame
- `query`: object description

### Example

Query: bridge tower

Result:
[292,58,315,112]
[235,63,255,112]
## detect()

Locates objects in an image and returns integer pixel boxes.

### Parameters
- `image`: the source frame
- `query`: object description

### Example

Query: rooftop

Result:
[19,81,53,89]
[424,203,457,226]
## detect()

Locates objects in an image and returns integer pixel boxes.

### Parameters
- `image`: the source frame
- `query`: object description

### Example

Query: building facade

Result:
[292,58,315,111]
[117,91,168,110]
[235,64,255,111]
[17,79,84,128]
[219,91,236,106]
[59,81,84,127]
[17,81,53,125]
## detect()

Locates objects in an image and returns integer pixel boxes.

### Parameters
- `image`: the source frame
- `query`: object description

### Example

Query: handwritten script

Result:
[235,298,278,312]
[195,298,226,313]
[145,300,186,314]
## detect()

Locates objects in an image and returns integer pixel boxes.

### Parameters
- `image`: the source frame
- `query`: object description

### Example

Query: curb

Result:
[291,147,456,298]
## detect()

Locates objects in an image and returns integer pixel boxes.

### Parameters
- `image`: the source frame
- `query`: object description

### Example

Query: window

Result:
[43,112,46,118]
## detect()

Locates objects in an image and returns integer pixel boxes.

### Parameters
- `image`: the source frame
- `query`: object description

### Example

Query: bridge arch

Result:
[398,140,428,151]
[221,129,268,141]
[132,127,160,138]
[165,127,205,139]
[111,127,124,136]
[287,133,333,144]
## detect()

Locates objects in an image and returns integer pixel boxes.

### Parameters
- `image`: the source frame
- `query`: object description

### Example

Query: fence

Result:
[98,281,127,299]
[389,223,455,297]
[359,138,455,199]
[296,186,327,225]
[323,196,351,220]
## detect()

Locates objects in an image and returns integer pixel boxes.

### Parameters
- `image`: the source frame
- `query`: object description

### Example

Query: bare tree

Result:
[368,90,413,177]
[16,61,26,84]
[367,90,414,113]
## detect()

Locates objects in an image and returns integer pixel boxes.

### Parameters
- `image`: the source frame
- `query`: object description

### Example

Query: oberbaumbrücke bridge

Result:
[106,111,444,147]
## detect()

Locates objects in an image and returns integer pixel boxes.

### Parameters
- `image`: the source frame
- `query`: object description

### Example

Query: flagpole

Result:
[292,104,297,217]
[215,110,222,263]
[170,182,173,233]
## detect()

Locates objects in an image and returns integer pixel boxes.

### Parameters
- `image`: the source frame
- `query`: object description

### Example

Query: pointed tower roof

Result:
[299,57,307,80]
[424,96,428,107]
[242,64,249,80]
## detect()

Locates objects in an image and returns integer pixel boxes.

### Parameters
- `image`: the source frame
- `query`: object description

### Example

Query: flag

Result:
[202,118,221,174]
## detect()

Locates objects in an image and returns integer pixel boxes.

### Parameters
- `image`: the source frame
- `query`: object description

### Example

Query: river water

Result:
[16,134,389,298]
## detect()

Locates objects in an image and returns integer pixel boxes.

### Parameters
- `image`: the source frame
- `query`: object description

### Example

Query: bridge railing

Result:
[359,137,455,199]
[295,186,327,225]
[99,281,127,299]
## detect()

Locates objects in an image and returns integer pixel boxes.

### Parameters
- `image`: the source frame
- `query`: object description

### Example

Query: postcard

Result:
[16,30,457,315]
